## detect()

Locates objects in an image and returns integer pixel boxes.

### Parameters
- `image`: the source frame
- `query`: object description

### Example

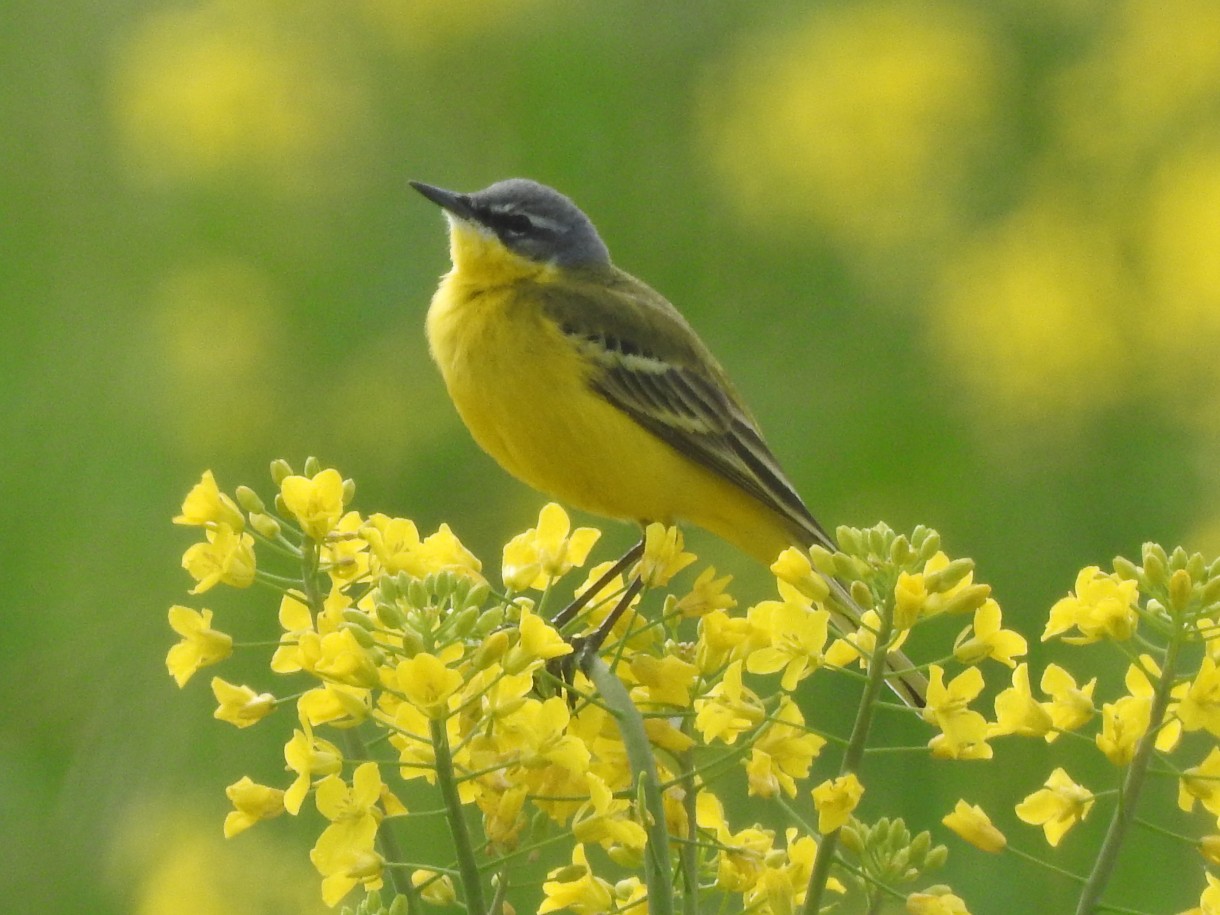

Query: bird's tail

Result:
[824,576,928,709]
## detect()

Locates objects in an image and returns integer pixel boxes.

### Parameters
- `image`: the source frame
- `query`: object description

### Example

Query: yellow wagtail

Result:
[411,178,926,707]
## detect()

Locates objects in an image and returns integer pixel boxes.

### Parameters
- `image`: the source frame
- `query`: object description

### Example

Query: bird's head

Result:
[411,178,611,277]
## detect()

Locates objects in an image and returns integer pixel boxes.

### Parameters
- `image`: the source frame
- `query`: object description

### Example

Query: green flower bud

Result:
[924,558,975,594]
[450,605,480,636]
[836,527,863,556]
[909,830,931,861]
[1170,545,1189,570]
[1200,575,1220,607]
[269,458,293,485]
[273,493,289,518]
[376,599,406,631]
[925,844,949,870]
[342,477,356,505]
[233,485,265,514]
[343,608,376,630]
[407,578,430,609]
[303,455,322,477]
[250,512,282,540]
[1170,568,1194,613]
[937,583,992,616]
[809,545,838,577]
[839,822,864,854]
[1142,544,1168,589]
[388,895,409,915]
[451,575,472,606]
[475,604,506,635]
[889,535,913,567]
[341,620,375,648]
[915,529,942,563]
[471,630,511,669]
[849,580,875,610]
[1188,551,1207,581]
[399,628,425,657]
[463,581,491,610]
[1112,555,1141,585]
[867,524,891,559]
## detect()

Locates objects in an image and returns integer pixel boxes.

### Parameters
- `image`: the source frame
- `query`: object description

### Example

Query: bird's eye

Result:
[494,212,534,236]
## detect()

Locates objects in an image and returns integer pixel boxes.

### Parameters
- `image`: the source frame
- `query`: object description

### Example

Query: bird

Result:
[411,177,926,707]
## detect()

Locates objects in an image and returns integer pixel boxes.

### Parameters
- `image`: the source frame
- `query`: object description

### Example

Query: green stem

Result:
[802,607,895,915]
[1074,632,1183,914]
[679,745,700,915]
[431,716,486,915]
[586,655,674,915]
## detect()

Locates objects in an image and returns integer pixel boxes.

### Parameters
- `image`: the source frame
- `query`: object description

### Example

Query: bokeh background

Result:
[5,1,1220,912]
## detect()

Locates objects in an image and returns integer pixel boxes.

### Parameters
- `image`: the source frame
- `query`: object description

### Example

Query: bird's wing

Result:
[539,272,834,551]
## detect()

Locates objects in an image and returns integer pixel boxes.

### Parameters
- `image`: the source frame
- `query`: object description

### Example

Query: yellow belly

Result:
[426,273,796,565]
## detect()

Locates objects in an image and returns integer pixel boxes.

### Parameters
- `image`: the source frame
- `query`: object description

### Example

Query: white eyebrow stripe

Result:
[485,203,566,235]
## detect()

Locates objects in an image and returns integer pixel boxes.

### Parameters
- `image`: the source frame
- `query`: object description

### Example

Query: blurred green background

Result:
[5,0,1220,912]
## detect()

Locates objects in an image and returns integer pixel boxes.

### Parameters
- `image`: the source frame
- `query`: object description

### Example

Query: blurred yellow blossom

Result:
[923,666,992,760]
[280,469,347,541]
[1039,664,1096,741]
[1179,747,1220,816]
[942,800,1006,853]
[812,773,864,834]
[211,677,276,728]
[223,776,285,838]
[635,522,696,587]
[182,524,256,594]
[166,605,232,686]
[953,599,1027,668]
[1043,566,1139,644]
[174,470,245,530]
[1015,768,1094,847]
[502,502,600,591]
[991,664,1052,739]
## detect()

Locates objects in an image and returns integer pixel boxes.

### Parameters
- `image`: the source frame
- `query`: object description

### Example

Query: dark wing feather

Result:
[539,267,835,551]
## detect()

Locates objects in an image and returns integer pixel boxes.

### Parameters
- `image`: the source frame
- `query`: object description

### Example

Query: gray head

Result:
[410,178,611,267]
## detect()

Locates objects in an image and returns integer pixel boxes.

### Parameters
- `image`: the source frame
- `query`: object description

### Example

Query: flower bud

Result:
[342,477,356,505]
[471,630,510,669]
[376,599,406,630]
[1170,568,1194,613]
[1141,544,1168,588]
[250,512,281,540]
[303,455,322,477]
[342,608,376,630]
[888,535,913,566]
[269,458,293,485]
[340,621,375,649]
[923,558,974,594]
[233,485,265,514]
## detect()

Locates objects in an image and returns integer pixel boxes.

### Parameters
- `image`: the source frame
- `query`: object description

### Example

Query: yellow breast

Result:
[424,221,797,563]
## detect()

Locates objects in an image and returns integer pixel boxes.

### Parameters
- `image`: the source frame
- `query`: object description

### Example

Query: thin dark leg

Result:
[550,538,644,631]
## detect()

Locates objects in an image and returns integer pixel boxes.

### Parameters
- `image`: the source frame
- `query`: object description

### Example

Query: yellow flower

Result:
[1095,693,1151,766]
[502,605,572,675]
[634,522,696,587]
[415,522,483,579]
[223,776,285,838]
[297,682,371,727]
[922,665,992,760]
[714,824,775,893]
[1191,872,1220,915]
[770,546,829,603]
[1039,664,1095,741]
[280,467,346,540]
[894,569,930,630]
[315,762,383,825]
[539,844,614,915]
[1014,767,1094,847]
[746,697,826,799]
[174,470,244,530]
[411,870,457,906]
[503,697,591,774]
[1179,747,1220,816]
[942,800,1006,853]
[1178,656,1220,737]
[1124,656,1183,752]
[953,598,1027,668]
[812,773,864,834]
[694,661,766,744]
[745,580,830,690]
[1200,835,1220,868]
[283,724,344,815]
[572,773,648,860]
[309,814,383,907]
[825,609,910,670]
[1043,566,1139,643]
[630,653,699,708]
[696,607,755,672]
[166,605,232,686]
[395,652,464,719]
[675,566,737,618]
[296,628,380,689]
[991,663,1052,738]
[211,677,276,727]
[181,523,256,593]
[907,889,971,914]
[501,502,600,591]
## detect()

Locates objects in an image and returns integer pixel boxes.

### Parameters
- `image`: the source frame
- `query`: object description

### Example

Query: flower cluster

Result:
[938,545,1220,913]
[170,463,986,913]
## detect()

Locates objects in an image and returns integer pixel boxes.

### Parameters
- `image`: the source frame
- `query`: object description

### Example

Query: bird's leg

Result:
[547,537,644,697]
[550,538,644,630]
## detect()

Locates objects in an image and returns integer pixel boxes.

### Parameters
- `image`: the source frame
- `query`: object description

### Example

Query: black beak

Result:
[409,180,476,220]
